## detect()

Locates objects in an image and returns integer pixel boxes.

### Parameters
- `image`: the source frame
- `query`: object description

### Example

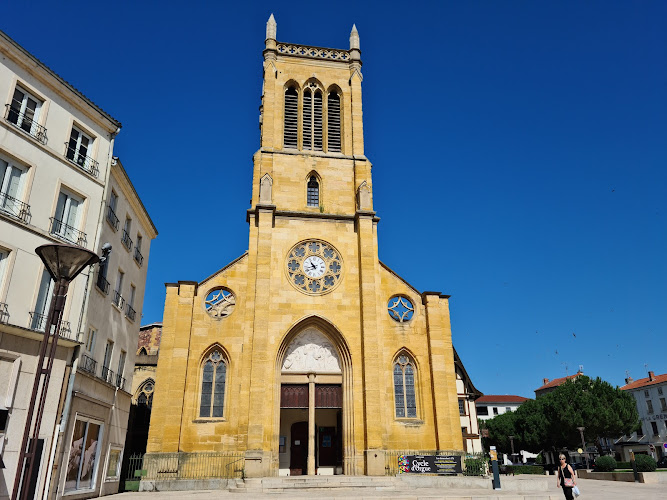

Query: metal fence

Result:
[385,450,487,476]
[140,452,245,480]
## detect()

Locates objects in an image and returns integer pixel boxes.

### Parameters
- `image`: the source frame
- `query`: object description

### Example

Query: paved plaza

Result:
[108,478,666,499]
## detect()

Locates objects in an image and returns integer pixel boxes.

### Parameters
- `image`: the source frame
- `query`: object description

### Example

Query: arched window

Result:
[393,354,417,418]
[307,175,319,207]
[137,347,148,356]
[199,349,227,418]
[284,86,298,149]
[327,91,341,152]
[136,379,154,409]
[303,84,323,151]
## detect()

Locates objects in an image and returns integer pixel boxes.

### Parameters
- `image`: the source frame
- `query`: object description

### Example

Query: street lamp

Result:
[12,243,99,500]
[508,435,516,464]
[577,426,589,470]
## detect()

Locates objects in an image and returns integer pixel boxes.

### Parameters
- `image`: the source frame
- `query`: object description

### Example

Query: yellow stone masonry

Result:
[146,19,463,478]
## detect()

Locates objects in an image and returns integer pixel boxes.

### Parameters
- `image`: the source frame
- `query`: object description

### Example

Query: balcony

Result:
[29,312,74,340]
[0,302,8,324]
[100,366,125,390]
[4,104,48,144]
[49,218,87,247]
[121,230,133,251]
[106,206,119,231]
[80,354,97,376]
[64,143,99,177]
[0,192,31,224]
[115,373,126,391]
[125,302,136,322]
[112,290,124,309]
[96,272,110,294]
[134,247,144,267]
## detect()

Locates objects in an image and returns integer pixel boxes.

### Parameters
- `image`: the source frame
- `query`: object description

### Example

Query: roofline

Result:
[378,260,422,296]
[199,252,249,286]
[111,157,158,237]
[0,30,121,129]
[140,322,163,330]
[453,347,483,399]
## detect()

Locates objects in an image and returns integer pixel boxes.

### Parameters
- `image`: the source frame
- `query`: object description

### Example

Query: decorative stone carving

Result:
[204,288,236,318]
[357,181,371,210]
[282,328,341,373]
[259,173,273,204]
[276,44,350,62]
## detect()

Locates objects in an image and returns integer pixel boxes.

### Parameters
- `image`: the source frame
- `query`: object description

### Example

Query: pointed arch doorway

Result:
[276,319,353,476]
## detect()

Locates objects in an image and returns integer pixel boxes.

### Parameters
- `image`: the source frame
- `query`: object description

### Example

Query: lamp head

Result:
[35,243,100,282]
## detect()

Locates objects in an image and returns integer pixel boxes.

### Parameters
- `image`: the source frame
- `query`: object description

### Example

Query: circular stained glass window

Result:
[286,239,343,295]
[388,296,414,322]
[204,288,236,318]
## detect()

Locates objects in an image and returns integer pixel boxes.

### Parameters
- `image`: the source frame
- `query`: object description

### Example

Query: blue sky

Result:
[3,1,665,398]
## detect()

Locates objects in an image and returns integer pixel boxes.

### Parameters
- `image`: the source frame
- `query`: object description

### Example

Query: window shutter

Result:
[327,92,341,152]
[303,90,312,150]
[283,87,298,149]
[313,91,323,151]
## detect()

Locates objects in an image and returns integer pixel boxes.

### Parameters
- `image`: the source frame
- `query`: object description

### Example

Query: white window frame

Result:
[102,340,114,371]
[63,415,104,494]
[10,85,43,134]
[66,126,93,166]
[53,188,84,242]
[104,445,123,481]
[0,354,21,457]
[117,351,126,379]
[0,247,9,292]
[85,328,97,353]
[0,156,28,216]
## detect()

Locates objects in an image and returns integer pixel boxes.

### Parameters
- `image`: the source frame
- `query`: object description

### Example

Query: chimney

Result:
[625,376,633,385]
[648,371,655,382]
[543,378,550,386]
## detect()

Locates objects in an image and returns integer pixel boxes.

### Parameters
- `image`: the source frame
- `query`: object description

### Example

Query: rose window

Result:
[388,296,414,322]
[204,288,236,318]
[286,239,343,295]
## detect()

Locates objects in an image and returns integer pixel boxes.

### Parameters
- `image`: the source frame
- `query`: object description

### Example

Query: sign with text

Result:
[398,455,462,475]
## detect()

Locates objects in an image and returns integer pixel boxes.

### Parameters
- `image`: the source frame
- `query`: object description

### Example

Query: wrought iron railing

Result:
[29,312,73,339]
[134,247,144,266]
[0,302,8,324]
[0,192,31,224]
[96,273,110,294]
[49,217,87,246]
[126,302,136,321]
[141,452,245,480]
[101,365,115,385]
[80,354,97,375]
[121,230,133,251]
[115,373,126,391]
[4,104,48,144]
[106,205,119,230]
[112,290,124,309]
[64,143,99,177]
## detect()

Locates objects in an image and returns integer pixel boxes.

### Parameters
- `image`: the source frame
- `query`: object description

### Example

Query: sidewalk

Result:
[107,478,666,499]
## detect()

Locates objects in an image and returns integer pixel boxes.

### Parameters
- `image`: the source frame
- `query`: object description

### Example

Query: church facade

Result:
[145,17,465,478]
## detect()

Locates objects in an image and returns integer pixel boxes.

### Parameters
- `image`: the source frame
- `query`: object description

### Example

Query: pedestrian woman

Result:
[556,453,576,499]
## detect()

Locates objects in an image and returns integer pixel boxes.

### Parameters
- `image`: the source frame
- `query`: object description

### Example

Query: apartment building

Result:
[0,30,156,499]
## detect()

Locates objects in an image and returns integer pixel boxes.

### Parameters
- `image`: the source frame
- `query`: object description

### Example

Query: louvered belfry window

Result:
[307,175,319,207]
[327,92,341,152]
[303,84,323,151]
[284,87,298,149]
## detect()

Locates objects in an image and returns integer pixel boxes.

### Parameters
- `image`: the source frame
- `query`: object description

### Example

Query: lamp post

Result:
[577,426,589,469]
[508,435,516,464]
[12,243,99,500]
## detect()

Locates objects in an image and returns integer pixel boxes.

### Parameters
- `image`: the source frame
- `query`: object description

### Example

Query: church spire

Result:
[266,14,277,41]
[349,24,359,50]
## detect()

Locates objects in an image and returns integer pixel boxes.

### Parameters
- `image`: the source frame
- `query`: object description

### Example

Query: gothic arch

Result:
[195,343,231,419]
[135,378,155,407]
[305,170,322,208]
[273,315,356,474]
[391,348,422,419]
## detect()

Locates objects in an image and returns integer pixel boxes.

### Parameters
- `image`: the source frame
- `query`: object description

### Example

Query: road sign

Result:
[649,444,655,452]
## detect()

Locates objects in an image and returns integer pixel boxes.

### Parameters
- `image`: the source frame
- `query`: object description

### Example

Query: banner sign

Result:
[398,455,462,475]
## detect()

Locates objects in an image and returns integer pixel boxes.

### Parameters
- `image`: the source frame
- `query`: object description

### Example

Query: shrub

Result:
[616,461,632,469]
[513,465,545,475]
[634,454,656,472]
[463,457,486,476]
[595,455,617,472]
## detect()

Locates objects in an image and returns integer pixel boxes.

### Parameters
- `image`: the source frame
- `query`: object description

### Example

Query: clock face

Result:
[286,239,343,295]
[303,256,326,278]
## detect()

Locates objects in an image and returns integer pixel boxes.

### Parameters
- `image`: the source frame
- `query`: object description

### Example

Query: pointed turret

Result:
[349,24,360,50]
[349,24,362,68]
[266,14,277,41]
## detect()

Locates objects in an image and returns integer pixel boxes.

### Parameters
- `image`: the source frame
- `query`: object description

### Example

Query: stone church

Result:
[146,16,469,478]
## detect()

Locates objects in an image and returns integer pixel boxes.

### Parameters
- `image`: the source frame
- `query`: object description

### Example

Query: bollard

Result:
[490,446,501,490]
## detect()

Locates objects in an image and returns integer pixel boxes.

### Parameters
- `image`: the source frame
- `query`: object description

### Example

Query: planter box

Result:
[578,470,667,484]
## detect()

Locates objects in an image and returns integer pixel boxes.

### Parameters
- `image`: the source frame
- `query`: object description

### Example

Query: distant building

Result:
[534,370,584,398]
[475,395,529,421]
[615,371,667,462]
[454,350,483,453]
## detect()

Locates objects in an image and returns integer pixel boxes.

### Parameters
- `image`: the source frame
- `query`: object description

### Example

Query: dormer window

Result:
[307,176,319,207]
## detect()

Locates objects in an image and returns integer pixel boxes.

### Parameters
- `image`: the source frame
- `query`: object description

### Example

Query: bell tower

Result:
[250,15,373,216]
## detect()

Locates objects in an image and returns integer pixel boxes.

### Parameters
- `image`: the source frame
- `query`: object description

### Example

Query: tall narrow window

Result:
[52,189,83,244]
[327,91,341,152]
[106,191,119,230]
[117,350,126,379]
[283,87,298,149]
[394,354,417,418]
[31,269,54,331]
[122,217,133,250]
[307,176,319,207]
[0,157,28,220]
[302,84,323,151]
[199,349,227,418]
[8,86,42,135]
[113,270,124,308]
[66,127,95,175]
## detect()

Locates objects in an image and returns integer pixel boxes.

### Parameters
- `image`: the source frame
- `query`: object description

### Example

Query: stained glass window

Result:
[199,350,227,418]
[394,355,417,418]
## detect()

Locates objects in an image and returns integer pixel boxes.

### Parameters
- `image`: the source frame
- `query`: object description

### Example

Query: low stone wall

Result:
[139,479,233,491]
[396,475,549,492]
[578,470,667,484]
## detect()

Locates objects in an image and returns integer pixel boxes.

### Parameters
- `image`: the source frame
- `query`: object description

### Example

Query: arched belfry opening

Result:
[275,317,354,476]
